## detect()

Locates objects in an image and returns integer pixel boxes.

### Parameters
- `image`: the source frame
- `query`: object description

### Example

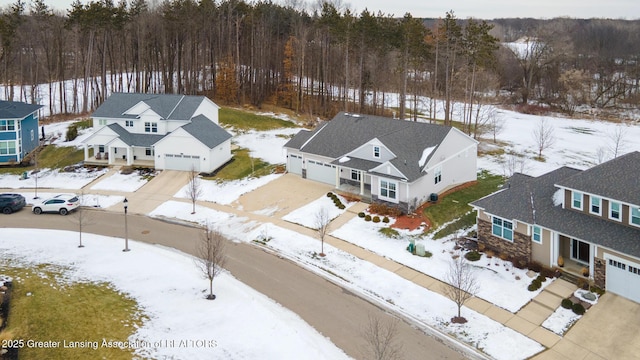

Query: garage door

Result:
[288,154,302,175]
[306,159,335,185]
[164,154,200,172]
[605,254,640,303]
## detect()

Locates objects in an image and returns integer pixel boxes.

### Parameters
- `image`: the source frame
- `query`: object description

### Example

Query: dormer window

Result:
[144,122,158,133]
[373,146,380,158]
[631,207,640,227]
[590,196,601,215]
[609,201,621,221]
[572,191,583,210]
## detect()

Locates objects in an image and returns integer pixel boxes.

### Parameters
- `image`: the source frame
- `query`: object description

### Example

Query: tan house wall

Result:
[531,228,552,266]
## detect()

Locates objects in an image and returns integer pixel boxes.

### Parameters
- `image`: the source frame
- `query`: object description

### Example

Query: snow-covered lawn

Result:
[90,171,150,192]
[174,174,282,205]
[0,229,349,360]
[233,128,302,164]
[0,167,108,189]
[282,194,354,228]
[149,202,545,360]
[331,218,550,312]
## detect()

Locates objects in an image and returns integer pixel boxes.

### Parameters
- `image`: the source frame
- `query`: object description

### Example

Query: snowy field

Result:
[0,229,349,360]
[174,174,282,205]
[282,194,355,228]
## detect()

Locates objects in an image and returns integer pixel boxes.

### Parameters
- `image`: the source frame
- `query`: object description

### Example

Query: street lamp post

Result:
[123,198,130,252]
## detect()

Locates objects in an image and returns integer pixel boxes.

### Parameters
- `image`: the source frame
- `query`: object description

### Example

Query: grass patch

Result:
[432,212,477,239]
[220,108,297,131]
[205,148,275,181]
[0,145,85,175]
[378,227,400,239]
[424,170,504,237]
[1,263,144,360]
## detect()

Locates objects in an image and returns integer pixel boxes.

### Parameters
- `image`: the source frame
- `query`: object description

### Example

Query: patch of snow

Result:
[233,128,302,164]
[282,194,352,228]
[0,168,108,190]
[338,156,351,163]
[542,307,580,335]
[419,146,436,167]
[552,188,564,206]
[90,171,149,192]
[174,174,282,205]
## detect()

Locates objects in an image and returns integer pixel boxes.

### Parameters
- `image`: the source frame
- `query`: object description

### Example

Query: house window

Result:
[351,170,361,181]
[434,167,442,184]
[144,122,158,133]
[379,180,397,200]
[631,207,640,227]
[572,191,582,210]
[0,120,15,131]
[492,216,513,241]
[145,148,152,156]
[98,145,105,153]
[0,141,16,155]
[609,201,621,221]
[98,119,107,126]
[532,226,541,243]
[125,120,134,127]
[590,196,601,215]
[609,259,626,270]
[373,146,380,158]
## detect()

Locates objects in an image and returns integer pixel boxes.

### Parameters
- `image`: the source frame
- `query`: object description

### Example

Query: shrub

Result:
[379,227,400,238]
[485,250,495,258]
[572,303,585,315]
[358,212,366,218]
[338,204,345,210]
[527,284,538,292]
[65,125,78,142]
[372,216,381,223]
[465,251,482,262]
[424,251,433,258]
[527,261,543,273]
[326,192,333,198]
[561,298,573,309]
[368,203,403,217]
[590,286,605,296]
[120,166,135,175]
[364,215,372,222]
[382,216,390,223]
[536,274,547,283]
[532,279,542,288]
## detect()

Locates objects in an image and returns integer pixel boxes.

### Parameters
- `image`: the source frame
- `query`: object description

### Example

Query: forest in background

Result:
[0,0,639,125]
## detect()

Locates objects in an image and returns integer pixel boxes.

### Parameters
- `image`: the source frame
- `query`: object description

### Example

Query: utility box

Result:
[416,243,426,256]
[430,193,438,202]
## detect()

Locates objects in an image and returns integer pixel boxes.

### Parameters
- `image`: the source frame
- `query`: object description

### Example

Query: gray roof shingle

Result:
[471,165,640,258]
[92,93,209,120]
[285,112,453,181]
[181,115,232,148]
[556,151,640,206]
[0,100,43,119]
[107,123,163,147]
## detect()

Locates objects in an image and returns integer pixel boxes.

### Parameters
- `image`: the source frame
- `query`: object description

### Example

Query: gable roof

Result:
[0,100,42,119]
[284,112,456,182]
[555,151,640,206]
[92,93,208,121]
[107,123,163,147]
[180,115,232,148]
[471,166,640,259]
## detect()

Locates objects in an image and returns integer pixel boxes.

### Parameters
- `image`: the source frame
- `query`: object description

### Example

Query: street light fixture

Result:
[123,198,130,252]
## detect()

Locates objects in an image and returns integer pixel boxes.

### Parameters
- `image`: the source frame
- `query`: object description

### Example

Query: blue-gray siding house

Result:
[0,100,43,165]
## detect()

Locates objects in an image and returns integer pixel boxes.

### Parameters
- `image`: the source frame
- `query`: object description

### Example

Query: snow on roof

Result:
[339,156,351,163]
[418,146,436,167]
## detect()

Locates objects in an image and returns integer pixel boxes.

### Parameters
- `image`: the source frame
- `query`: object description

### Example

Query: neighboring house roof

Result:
[284,112,455,182]
[92,93,209,120]
[555,151,640,206]
[180,115,232,148]
[471,165,640,259]
[107,123,163,147]
[0,100,42,119]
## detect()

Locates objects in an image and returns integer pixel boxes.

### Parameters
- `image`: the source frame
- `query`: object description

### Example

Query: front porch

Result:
[83,155,155,169]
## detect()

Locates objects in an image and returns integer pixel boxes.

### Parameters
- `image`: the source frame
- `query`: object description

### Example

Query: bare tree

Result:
[443,254,479,323]
[486,109,505,143]
[501,153,529,178]
[68,191,96,248]
[185,165,202,214]
[194,223,227,300]
[532,117,556,158]
[607,124,627,159]
[315,207,330,257]
[595,146,609,164]
[360,314,403,360]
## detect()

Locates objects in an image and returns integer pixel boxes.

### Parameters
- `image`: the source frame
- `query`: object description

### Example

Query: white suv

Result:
[32,194,80,215]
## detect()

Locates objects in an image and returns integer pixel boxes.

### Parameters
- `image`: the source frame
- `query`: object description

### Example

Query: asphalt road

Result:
[1,209,469,360]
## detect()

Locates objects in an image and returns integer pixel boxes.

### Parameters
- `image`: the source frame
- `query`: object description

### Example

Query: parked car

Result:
[0,193,26,214]
[32,194,80,215]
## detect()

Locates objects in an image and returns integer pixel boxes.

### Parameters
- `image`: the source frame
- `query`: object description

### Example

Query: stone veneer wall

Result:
[477,219,531,262]
[371,195,409,213]
[594,257,606,289]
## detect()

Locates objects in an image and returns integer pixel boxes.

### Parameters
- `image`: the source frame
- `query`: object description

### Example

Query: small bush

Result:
[65,125,79,141]
[536,275,547,283]
[382,216,390,223]
[532,279,542,288]
[561,298,573,309]
[590,286,605,296]
[368,203,403,217]
[326,192,333,197]
[379,227,400,239]
[358,212,366,218]
[364,215,372,222]
[528,261,543,273]
[424,251,433,258]
[338,204,345,210]
[485,250,495,258]
[372,216,381,223]
[120,166,135,175]
[572,303,585,315]
[465,251,482,262]
[527,284,538,292]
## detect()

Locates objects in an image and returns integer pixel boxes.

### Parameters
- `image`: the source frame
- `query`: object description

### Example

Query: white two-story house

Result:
[82,93,232,173]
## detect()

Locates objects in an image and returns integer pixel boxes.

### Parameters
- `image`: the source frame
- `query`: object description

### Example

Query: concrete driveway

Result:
[535,293,640,359]
[235,173,334,217]
[117,170,190,214]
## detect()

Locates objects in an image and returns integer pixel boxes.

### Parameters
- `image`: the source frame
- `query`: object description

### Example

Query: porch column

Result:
[107,146,113,165]
[83,144,89,161]
[335,166,340,188]
[360,172,365,195]
[126,147,132,165]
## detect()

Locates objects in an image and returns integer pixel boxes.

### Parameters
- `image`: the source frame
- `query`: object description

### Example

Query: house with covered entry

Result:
[470,151,640,303]
[0,100,42,165]
[284,112,478,212]
[82,93,232,173]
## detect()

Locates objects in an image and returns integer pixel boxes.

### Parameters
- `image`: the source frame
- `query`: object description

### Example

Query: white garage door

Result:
[288,154,302,175]
[605,254,640,303]
[165,154,200,172]
[306,159,335,185]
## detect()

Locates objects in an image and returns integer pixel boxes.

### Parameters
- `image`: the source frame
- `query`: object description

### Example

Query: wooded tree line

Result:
[1,0,639,123]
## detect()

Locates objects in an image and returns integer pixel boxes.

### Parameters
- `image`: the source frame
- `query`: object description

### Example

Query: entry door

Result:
[571,239,590,263]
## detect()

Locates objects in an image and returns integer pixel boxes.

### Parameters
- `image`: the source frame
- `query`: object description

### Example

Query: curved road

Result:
[3,209,469,360]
